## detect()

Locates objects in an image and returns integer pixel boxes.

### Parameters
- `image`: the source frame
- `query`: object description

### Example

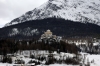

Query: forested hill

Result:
[0,18,100,39]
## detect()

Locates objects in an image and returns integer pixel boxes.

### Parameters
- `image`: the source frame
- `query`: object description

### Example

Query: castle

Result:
[40,30,62,42]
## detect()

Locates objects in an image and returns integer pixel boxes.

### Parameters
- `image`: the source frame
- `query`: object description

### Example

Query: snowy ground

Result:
[37,64,79,66]
[0,54,100,66]
[0,63,79,66]
[80,52,100,66]
[86,54,100,66]
[0,51,100,66]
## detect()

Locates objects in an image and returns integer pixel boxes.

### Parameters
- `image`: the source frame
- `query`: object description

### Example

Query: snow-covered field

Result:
[0,51,100,66]
[37,64,79,66]
[0,63,79,66]
[80,53,100,66]
[86,55,100,66]
[0,54,100,66]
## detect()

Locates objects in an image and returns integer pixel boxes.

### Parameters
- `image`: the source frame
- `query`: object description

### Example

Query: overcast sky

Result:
[0,0,48,28]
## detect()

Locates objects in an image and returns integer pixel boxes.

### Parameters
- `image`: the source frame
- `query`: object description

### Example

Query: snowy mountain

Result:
[5,0,100,27]
[0,0,100,39]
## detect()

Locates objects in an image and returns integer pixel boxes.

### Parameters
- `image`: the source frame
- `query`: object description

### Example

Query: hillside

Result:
[0,18,100,39]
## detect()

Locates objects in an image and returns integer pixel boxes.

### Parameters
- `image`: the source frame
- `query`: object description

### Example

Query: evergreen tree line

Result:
[0,39,79,56]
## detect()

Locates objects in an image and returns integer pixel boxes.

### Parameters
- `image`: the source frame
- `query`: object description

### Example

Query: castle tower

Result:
[41,29,56,39]
[44,30,52,38]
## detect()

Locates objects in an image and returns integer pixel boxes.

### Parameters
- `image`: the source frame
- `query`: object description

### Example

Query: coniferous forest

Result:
[0,18,100,39]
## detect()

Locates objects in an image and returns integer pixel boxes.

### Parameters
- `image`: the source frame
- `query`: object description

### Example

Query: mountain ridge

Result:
[5,0,100,27]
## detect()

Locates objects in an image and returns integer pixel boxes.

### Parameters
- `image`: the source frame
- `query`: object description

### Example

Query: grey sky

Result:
[0,0,48,28]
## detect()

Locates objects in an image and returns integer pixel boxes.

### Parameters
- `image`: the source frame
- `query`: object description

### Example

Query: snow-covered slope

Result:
[5,0,100,27]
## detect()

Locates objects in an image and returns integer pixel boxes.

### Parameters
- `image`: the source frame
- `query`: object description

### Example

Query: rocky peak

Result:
[5,0,100,27]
